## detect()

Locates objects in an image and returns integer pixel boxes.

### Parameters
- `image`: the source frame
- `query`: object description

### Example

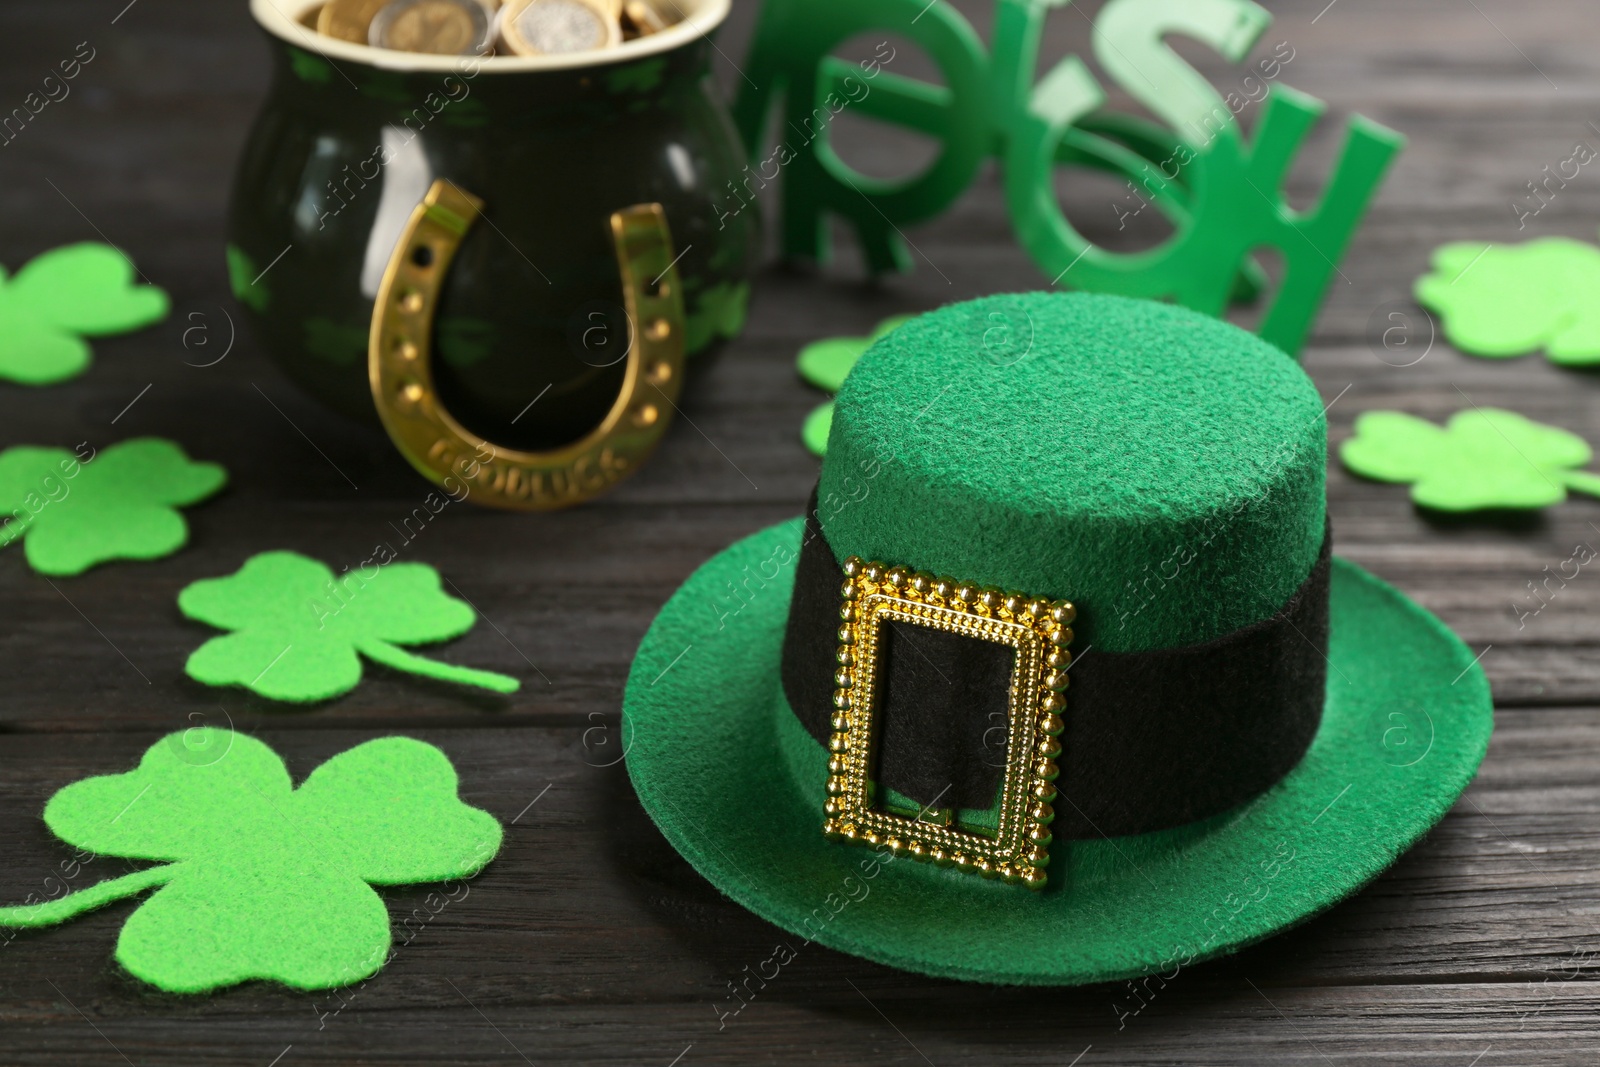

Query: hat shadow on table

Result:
[600,757,1460,1035]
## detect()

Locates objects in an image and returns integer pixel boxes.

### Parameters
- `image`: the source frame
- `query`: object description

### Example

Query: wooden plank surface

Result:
[3,0,1599,1062]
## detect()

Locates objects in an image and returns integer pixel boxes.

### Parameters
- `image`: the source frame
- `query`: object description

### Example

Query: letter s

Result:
[1093,0,1271,145]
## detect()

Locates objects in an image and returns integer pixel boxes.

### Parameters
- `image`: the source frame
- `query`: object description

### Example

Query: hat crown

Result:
[817,292,1326,652]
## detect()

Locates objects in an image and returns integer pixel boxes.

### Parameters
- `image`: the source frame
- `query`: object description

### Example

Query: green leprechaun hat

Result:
[623,292,1492,985]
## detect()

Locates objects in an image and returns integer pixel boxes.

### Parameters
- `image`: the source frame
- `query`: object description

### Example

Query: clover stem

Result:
[0,863,176,928]
[1561,470,1600,498]
[354,638,519,694]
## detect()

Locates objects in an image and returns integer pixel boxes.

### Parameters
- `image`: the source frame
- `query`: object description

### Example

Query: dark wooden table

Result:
[2,0,1597,1062]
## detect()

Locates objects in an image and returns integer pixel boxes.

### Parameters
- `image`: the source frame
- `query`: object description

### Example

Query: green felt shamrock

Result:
[179,551,520,702]
[1341,408,1600,511]
[0,437,226,575]
[797,315,911,457]
[0,243,169,385]
[1415,236,1600,365]
[801,403,835,458]
[0,729,502,992]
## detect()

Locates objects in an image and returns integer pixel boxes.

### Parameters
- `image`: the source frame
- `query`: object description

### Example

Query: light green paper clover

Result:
[0,242,170,385]
[1415,236,1600,365]
[0,729,502,993]
[797,315,911,457]
[1341,407,1600,511]
[179,550,520,702]
[0,437,226,575]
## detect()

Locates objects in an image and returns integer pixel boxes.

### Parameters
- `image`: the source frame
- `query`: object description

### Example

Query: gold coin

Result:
[499,0,620,56]
[317,0,393,43]
[620,0,668,37]
[370,0,492,54]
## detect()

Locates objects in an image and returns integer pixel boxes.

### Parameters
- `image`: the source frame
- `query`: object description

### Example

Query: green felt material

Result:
[801,402,833,458]
[0,730,501,992]
[0,243,169,385]
[0,438,225,576]
[820,292,1326,653]
[797,316,911,458]
[623,518,1493,984]
[179,551,520,703]
[797,316,913,393]
[1415,237,1600,365]
[1341,408,1600,512]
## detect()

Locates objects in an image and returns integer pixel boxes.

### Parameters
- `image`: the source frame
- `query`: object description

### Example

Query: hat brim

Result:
[623,518,1493,985]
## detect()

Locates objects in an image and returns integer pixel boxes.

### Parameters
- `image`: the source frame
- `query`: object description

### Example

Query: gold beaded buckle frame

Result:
[823,556,1074,890]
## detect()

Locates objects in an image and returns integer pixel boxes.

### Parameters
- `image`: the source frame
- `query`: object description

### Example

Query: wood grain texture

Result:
[1,0,1597,1062]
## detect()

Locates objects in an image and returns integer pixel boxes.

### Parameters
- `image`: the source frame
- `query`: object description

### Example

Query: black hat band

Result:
[781,489,1331,841]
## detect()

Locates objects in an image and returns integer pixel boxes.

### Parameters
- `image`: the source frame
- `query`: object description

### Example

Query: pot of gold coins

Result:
[229,0,756,510]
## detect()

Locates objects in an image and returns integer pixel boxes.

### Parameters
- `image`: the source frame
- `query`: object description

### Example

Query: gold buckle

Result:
[823,557,1074,890]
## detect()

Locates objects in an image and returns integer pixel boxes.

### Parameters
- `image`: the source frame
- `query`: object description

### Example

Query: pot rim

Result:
[250,0,731,74]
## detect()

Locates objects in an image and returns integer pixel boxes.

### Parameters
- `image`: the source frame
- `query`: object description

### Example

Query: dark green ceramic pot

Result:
[230,0,756,452]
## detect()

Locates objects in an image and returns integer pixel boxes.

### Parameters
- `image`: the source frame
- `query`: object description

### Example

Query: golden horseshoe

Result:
[369,179,686,511]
